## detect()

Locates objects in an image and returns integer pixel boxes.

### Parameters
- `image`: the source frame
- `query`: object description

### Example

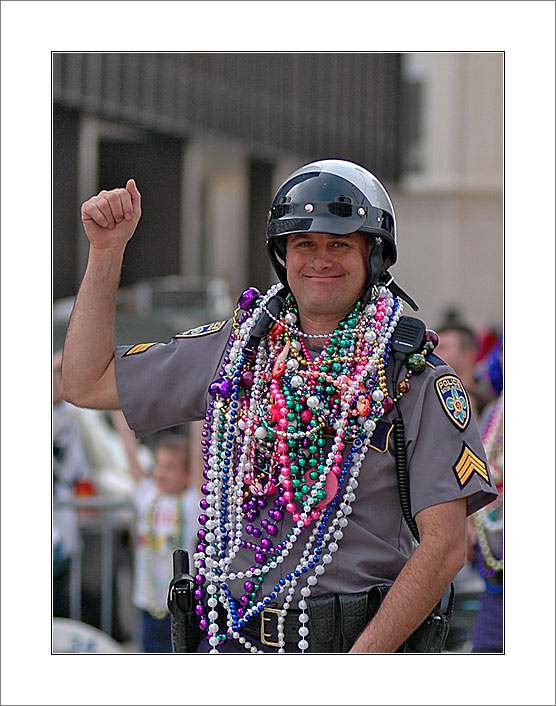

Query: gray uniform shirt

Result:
[116,319,497,598]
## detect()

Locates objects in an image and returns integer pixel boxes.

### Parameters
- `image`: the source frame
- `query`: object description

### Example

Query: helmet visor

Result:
[267,201,394,238]
[266,171,394,242]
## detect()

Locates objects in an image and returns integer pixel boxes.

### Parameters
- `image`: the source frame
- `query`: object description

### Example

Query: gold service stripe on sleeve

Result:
[123,342,158,356]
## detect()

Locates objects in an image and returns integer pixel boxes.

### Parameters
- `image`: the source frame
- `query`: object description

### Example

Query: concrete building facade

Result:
[53,52,503,333]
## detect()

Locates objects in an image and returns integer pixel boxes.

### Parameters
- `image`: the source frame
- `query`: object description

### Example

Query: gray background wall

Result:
[53,52,503,338]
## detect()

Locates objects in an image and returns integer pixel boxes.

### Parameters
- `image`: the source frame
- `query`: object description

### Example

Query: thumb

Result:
[126,178,141,208]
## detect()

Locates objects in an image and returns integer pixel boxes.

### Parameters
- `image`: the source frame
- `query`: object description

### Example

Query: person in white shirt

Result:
[114,414,199,652]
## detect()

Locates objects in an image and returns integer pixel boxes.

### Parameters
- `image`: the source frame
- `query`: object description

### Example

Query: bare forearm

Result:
[350,499,467,653]
[111,411,145,484]
[61,178,141,410]
[61,246,124,409]
[350,542,462,653]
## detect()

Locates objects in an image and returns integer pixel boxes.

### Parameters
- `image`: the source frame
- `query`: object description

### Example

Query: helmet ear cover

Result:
[367,238,393,287]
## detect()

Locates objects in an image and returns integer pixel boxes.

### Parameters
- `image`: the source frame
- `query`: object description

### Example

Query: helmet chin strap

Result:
[362,239,419,311]
[360,276,419,312]
[382,274,419,311]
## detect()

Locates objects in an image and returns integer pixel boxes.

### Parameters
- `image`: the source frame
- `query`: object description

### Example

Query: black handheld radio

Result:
[389,316,426,541]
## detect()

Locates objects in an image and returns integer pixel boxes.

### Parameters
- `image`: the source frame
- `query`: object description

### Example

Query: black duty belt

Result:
[237,583,451,653]
[239,589,384,653]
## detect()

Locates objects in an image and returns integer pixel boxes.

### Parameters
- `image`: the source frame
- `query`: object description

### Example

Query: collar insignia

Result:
[174,321,226,338]
[435,374,470,431]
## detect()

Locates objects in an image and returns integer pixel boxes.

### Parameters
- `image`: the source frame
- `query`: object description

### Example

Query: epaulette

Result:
[426,352,448,369]
[368,419,393,453]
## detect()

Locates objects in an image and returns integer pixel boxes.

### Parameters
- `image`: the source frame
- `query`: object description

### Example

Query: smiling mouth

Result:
[304,274,343,279]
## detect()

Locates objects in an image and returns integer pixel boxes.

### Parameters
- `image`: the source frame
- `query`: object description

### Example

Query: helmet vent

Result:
[328,201,352,217]
[271,203,293,219]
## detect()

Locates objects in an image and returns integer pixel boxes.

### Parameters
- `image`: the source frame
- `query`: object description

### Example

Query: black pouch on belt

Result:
[338,592,372,652]
[402,602,451,653]
[306,593,341,653]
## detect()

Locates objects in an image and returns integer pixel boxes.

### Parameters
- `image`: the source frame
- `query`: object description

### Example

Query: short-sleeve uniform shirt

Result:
[116,319,497,598]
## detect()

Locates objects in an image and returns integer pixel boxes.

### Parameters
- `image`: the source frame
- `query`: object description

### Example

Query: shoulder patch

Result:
[426,353,448,368]
[174,321,226,339]
[122,342,158,357]
[453,442,491,488]
[435,374,471,431]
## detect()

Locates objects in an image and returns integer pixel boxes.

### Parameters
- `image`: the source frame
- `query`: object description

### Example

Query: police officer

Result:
[61,159,497,653]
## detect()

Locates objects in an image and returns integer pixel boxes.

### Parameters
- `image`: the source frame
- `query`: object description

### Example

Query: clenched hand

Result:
[81,178,142,252]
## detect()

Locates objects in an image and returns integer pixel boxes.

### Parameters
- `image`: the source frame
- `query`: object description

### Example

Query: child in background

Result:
[113,412,200,652]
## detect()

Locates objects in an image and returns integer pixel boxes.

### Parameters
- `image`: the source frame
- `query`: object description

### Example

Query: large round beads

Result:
[407,353,426,373]
[208,377,233,399]
[237,287,261,310]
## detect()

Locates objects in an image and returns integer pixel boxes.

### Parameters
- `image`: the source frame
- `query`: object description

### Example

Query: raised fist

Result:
[81,178,141,252]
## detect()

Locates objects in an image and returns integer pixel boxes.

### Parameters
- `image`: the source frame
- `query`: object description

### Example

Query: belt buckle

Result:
[260,606,282,647]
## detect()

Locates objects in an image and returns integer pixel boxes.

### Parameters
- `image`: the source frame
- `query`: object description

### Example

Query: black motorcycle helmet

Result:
[266,159,418,309]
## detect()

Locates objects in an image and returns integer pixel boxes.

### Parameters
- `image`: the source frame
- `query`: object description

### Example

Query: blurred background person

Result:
[474,328,503,411]
[434,319,503,651]
[113,413,200,652]
[433,313,485,650]
[53,350,89,617]
[470,341,503,653]
[435,310,481,417]
[53,350,155,640]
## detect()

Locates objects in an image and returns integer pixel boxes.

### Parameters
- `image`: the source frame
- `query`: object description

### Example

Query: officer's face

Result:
[153,447,190,495]
[286,232,371,322]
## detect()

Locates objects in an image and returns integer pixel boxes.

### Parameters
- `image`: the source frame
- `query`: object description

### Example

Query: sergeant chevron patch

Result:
[435,374,470,431]
[123,342,158,356]
[174,321,226,338]
[453,442,491,488]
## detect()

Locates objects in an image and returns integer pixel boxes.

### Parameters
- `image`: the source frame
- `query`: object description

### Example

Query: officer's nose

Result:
[311,243,334,269]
